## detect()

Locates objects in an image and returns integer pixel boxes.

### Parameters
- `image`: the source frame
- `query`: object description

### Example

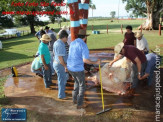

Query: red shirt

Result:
[123,32,136,46]
[124,45,147,64]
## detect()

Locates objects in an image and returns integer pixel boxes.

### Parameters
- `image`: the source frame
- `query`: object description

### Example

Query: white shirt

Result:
[67,34,72,45]
[136,36,149,51]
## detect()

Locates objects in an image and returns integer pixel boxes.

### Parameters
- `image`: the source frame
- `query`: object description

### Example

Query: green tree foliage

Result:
[110,11,116,18]
[0,0,63,33]
[122,0,163,29]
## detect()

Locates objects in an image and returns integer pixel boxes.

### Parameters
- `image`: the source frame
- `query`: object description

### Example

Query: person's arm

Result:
[134,57,142,79]
[41,55,48,70]
[109,54,122,67]
[58,56,68,72]
[140,73,150,80]
[83,59,100,65]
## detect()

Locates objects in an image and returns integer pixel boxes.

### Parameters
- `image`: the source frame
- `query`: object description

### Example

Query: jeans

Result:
[131,62,147,88]
[69,71,85,106]
[42,64,52,88]
[53,62,68,99]
[147,65,155,86]
[50,51,55,74]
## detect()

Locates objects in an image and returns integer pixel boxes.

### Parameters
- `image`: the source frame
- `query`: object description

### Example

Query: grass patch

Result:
[0,20,163,69]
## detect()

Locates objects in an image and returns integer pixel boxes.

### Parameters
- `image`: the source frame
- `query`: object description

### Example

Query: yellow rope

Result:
[99,64,105,111]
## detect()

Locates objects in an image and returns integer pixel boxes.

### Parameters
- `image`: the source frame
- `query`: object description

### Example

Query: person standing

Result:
[109,42,147,96]
[35,27,43,42]
[38,34,52,88]
[135,32,149,54]
[48,33,57,75]
[53,30,69,99]
[123,25,136,46]
[67,29,100,109]
[139,53,161,86]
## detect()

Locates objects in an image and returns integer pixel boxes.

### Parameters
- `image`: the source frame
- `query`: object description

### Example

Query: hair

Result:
[40,30,46,37]
[126,25,133,30]
[59,30,68,39]
[78,35,86,39]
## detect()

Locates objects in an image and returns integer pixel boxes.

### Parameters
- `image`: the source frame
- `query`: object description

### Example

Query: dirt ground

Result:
[1,49,163,122]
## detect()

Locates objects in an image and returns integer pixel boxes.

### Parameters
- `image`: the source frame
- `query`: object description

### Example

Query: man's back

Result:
[67,38,89,72]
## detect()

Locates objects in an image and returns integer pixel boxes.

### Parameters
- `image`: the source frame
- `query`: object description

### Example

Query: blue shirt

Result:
[145,53,157,74]
[67,38,89,72]
[53,39,67,63]
[38,42,50,64]
[35,31,41,39]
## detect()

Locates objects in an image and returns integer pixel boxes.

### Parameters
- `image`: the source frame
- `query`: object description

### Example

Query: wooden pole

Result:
[92,25,94,31]
[121,24,123,34]
[107,24,108,34]
[159,24,161,36]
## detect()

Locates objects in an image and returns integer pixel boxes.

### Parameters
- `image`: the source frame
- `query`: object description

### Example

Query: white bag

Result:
[0,41,2,49]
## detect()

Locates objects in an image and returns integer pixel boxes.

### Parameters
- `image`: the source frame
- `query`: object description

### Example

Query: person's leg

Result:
[69,71,79,103]
[54,63,66,99]
[42,65,51,88]
[147,66,155,86]
[131,64,138,89]
[47,64,52,85]
[76,71,85,107]
[50,51,55,75]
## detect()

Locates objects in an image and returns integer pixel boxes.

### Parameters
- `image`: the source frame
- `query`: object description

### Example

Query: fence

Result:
[159,24,163,36]
[91,24,124,34]
[0,30,31,40]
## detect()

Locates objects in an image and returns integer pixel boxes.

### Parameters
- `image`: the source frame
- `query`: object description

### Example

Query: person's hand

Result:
[138,74,142,80]
[65,67,68,72]
[95,59,101,65]
[108,61,114,68]
[44,65,49,70]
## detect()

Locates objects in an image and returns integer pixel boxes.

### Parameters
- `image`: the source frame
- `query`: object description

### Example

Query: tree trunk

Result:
[27,15,36,34]
[153,12,161,30]
[29,22,35,34]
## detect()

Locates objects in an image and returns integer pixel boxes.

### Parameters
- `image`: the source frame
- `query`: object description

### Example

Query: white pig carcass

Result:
[93,57,132,94]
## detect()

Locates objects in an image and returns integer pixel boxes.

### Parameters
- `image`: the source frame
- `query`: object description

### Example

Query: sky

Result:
[40,0,130,21]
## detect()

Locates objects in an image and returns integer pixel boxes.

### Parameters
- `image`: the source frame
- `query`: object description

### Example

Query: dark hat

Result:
[78,29,90,36]
[45,26,50,29]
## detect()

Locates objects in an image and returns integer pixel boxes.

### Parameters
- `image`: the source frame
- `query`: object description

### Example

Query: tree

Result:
[122,0,163,30]
[110,11,116,18]
[90,4,96,18]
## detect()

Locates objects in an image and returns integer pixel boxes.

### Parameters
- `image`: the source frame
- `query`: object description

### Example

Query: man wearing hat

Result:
[135,32,149,54]
[109,42,147,95]
[38,34,52,88]
[35,27,43,41]
[67,29,100,109]
[45,26,53,34]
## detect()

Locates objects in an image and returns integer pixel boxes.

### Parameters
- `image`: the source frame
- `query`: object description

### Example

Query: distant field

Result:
[0,19,162,69]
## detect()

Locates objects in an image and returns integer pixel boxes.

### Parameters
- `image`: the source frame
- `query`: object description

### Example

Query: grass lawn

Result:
[0,19,163,69]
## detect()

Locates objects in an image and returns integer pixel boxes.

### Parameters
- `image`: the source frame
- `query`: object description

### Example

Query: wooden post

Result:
[92,25,94,31]
[159,24,161,36]
[107,24,108,34]
[141,25,143,33]
[121,24,123,34]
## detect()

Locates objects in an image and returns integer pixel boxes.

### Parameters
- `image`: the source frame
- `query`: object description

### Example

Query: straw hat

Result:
[40,27,43,30]
[114,42,124,58]
[135,32,143,38]
[40,34,51,42]
[78,29,90,36]
[61,25,67,30]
